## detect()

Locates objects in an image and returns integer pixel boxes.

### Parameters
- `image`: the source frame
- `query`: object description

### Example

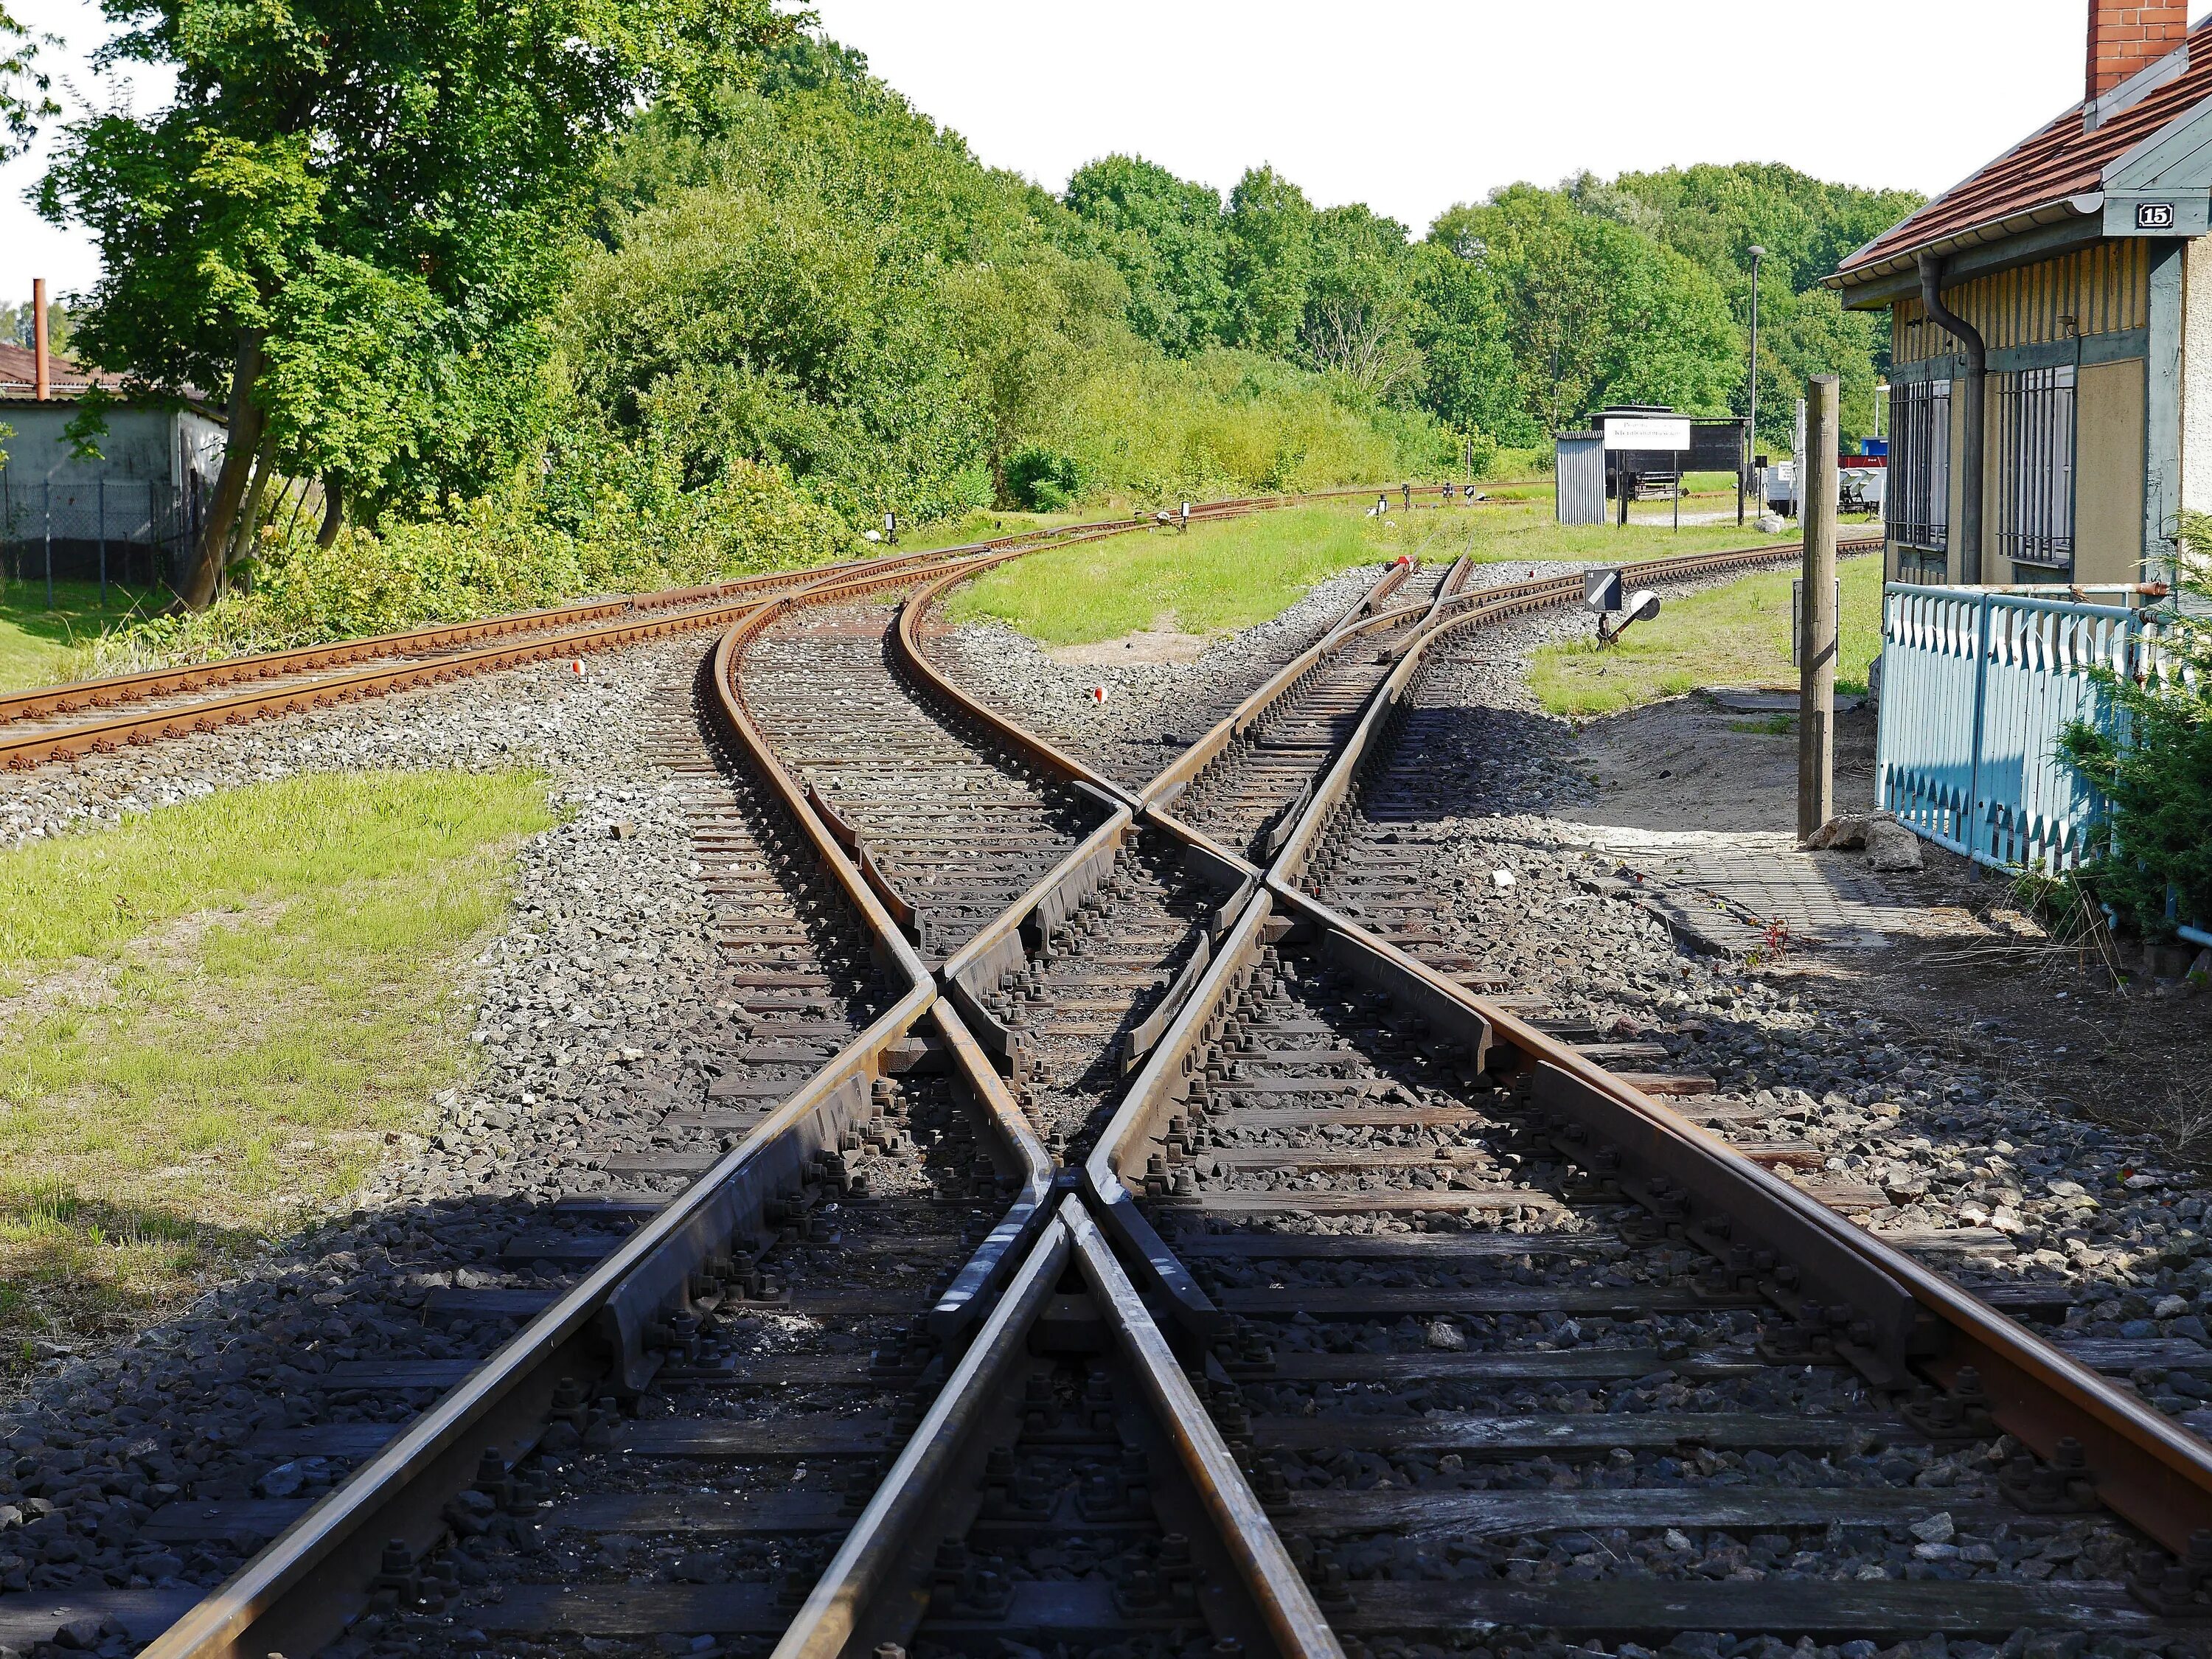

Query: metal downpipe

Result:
[1919,250,1986,584]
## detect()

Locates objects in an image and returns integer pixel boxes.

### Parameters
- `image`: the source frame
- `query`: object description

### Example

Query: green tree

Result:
[1062,153,1232,356]
[942,247,1128,504]
[2062,512,2212,934]
[1224,167,1316,358]
[0,4,55,162]
[1612,162,1921,445]
[0,295,70,357]
[1302,204,1422,402]
[41,0,796,610]
[1407,242,1528,446]
[1433,184,1740,434]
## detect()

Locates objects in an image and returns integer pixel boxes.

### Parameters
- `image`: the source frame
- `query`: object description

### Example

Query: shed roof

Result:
[0,341,131,402]
[1834,20,2212,289]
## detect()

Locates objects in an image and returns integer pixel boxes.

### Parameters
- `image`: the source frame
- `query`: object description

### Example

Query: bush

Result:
[1046,347,1455,504]
[1004,446,1082,512]
[89,457,855,671]
[2062,512,2212,936]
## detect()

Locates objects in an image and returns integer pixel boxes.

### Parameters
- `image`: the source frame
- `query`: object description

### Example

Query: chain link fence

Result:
[0,473,198,599]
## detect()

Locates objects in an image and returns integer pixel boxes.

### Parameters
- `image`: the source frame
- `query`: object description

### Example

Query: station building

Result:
[1831,1,2212,591]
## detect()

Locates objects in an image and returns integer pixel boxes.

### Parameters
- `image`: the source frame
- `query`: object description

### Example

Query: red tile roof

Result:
[0,340,130,400]
[1837,21,2212,282]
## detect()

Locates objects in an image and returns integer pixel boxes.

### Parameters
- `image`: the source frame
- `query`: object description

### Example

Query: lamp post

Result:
[1747,246,1765,510]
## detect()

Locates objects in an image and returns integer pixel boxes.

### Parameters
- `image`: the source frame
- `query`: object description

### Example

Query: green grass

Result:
[898,507,1098,554]
[1528,550,1885,718]
[0,575,164,692]
[943,498,1801,647]
[0,770,556,1374]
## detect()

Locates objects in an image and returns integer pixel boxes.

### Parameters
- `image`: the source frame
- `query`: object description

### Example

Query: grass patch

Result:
[0,770,556,1380]
[899,507,1096,554]
[944,499,1801,647]
[0,576,164,693]
[1729,714,1798,736]
[1528,551,1885,718]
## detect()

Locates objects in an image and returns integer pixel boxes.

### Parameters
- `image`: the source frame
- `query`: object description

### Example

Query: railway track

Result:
[29,520,2212,1659]
[0,487,1376,776]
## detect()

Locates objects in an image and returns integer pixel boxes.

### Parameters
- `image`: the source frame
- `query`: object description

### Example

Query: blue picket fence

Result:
[1875,585,2181,877]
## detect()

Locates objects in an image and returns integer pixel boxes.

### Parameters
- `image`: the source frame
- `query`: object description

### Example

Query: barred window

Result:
[1888,379,1950,556]
[1993,365,2076,572]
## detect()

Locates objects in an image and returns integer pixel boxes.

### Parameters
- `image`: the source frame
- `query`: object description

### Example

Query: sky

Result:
[0,0,2138,307]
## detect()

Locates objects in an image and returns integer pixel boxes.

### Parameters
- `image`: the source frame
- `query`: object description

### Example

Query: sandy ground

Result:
[1559,693,2212,1169]
[1047,628,1213,667]
[1559,696,1879,834]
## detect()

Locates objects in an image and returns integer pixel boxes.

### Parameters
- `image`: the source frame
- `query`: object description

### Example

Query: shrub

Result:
[2062,512,2212,936]
[88,457,855,671]
[1004,446,1082,512]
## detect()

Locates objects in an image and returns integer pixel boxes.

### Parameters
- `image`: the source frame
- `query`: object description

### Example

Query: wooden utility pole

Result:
[1798,374,1839,840]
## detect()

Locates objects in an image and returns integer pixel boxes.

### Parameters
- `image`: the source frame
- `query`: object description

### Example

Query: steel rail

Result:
[0,546,977,771]
[0,485,1411,775]
[0,571,811,726]
[127,550,1052,1659]
[1138,562,1422,813]
[0,493,1298,730]
[1256,554,2212,1558]
[771,1197,1343,1659]
[107,508,1885,1659]
[911,516,2212,1582]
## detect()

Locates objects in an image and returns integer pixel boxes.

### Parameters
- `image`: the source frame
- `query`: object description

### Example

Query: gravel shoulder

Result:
[1332,597,2212,1444]
[0,633,825,1621]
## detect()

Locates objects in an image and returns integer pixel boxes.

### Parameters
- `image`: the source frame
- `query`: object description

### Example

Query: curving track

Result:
[24,514,2212,1659]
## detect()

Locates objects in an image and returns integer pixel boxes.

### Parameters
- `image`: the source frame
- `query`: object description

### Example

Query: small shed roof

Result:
[0,341,130,401]
[1833,20,2212,293]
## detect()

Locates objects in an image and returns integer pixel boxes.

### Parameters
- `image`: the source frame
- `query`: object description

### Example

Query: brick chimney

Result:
[2088,2,2191,105]
[31,276,46,401]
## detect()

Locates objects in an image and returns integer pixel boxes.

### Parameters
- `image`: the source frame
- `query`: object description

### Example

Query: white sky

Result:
[0,0,2146,310]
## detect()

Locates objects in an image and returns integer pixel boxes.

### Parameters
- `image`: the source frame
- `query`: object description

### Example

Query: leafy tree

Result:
[2062,514,2212,934]
[0,295,70,356]
[1407,243,1528,446]
[569,175,989,524]
[1613,161,1921,298]
[1302,204,1422,402]
[942,246,1128,504]
[41,0,797,610]
[1611,163,1921,445]
[0,4,55,162]
[1062,154,1232,356]
[1432,185,1740,434]
[1224,167,1316,358]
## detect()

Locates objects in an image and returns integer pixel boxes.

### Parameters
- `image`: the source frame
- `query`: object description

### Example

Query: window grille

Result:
[1993,365,2076,573]
[1888,379,1950,555]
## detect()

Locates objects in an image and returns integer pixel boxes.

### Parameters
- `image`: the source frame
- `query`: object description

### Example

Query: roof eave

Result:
[1826,195,2107,305]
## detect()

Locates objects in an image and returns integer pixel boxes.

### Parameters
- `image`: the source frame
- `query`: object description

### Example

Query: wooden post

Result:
[1798,375,1840,840]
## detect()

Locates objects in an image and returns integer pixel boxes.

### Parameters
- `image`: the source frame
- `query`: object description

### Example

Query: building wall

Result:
[2078,358,2148,583]
[1886,241,2153,585]
[0,403,225,492]
[1892,242,2150,364]
[2184,238,2212,518]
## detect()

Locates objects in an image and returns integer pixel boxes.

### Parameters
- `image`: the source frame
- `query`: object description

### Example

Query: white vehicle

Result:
[1841,467,1887,515]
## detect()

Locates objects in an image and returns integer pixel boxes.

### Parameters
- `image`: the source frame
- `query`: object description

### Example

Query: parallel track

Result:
[38,518,2212,1659]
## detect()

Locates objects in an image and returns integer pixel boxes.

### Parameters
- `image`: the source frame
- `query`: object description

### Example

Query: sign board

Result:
[2103,195,2211,237]
[1604,417,1691,452]
[1584,568,1624,612]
